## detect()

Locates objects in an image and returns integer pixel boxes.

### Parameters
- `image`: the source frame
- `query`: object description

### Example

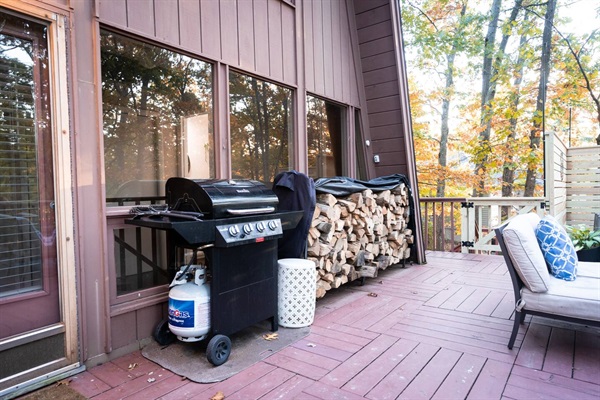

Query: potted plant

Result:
[566,224,600,262]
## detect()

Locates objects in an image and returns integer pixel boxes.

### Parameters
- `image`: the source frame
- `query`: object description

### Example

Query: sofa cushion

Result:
[520,274,600,322]
[578,262,600,279]
[503,213,550,292]
[535,216,578,281]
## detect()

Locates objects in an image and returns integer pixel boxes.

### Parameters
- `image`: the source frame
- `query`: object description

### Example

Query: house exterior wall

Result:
[0,0,422,391]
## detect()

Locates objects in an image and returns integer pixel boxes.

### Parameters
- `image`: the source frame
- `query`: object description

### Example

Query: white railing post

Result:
[460,200,475,253]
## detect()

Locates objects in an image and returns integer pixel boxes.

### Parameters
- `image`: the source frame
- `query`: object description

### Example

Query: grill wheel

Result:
[206,334,231,366]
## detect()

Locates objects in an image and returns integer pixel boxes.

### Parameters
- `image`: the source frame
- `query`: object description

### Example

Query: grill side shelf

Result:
[125,217,216,246]
[124,210,302,247]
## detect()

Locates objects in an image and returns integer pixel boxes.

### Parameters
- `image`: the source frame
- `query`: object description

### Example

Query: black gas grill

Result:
[127,178,302,338]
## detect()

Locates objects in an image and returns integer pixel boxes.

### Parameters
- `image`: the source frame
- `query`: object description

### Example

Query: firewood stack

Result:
[307,184,413,298]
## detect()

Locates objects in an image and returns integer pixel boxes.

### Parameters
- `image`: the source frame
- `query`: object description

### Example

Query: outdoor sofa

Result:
[494,213,600,349]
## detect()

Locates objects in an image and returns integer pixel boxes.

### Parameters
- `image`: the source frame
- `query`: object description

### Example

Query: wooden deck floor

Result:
[65,251,600,399]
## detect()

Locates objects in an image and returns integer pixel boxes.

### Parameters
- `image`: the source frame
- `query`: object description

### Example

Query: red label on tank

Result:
[256,237,265,243]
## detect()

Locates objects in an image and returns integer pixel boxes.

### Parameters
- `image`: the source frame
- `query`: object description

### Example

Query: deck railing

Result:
[420,197,547,253]
[419,197,466,252]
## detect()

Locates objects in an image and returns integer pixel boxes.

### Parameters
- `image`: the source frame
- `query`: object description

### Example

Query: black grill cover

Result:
[273,171,316,259]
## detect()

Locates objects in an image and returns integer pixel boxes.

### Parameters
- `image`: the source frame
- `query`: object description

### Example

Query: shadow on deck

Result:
[64,251,600,399]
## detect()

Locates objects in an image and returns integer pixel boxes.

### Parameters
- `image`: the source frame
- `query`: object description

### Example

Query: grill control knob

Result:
[268,220,278,231]
[243,224,253,235]
[256,221,266,232]
[228,225,239,237]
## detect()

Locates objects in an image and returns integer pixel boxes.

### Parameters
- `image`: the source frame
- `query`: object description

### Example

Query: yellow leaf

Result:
[211,391,225,400]
[262,333,279,341]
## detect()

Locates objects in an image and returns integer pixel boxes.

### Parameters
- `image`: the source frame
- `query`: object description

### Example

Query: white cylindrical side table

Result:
[277,258,316,328]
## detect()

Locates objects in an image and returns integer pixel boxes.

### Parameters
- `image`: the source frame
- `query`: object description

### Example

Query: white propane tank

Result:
[168,268,210,342]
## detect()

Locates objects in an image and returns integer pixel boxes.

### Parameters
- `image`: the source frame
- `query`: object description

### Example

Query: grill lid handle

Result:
[226,207,275,216]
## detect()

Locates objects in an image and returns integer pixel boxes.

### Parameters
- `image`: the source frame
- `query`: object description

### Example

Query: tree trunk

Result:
[502,12,529,199]
[473,0,502,197]
[436,3,467,198]
[524,0,556,197]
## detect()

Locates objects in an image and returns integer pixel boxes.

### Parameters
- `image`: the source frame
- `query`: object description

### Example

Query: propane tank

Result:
[168,267,210,342]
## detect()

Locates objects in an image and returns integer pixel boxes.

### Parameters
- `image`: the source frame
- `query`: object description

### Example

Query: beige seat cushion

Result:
[503,213,550,292]
[521,274,600,322]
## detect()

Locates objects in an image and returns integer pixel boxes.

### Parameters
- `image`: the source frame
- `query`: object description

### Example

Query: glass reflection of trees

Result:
[229,72,293,183]
[0,17,51,296]
[307,95,344,179]
[101,31,213,203]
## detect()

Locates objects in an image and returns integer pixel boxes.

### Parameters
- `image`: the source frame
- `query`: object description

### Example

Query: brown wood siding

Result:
[96,0,297,87]
[354,0,407,176]
[303,0,360,106]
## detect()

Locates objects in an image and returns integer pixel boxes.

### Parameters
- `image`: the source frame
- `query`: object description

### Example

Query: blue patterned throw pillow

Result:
[535,217,578,281]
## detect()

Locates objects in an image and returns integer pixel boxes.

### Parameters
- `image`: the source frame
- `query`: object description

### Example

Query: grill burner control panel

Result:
[215,218,283,247]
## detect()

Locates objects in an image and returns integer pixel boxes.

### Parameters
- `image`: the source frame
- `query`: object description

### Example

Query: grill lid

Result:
[166,177,278,219]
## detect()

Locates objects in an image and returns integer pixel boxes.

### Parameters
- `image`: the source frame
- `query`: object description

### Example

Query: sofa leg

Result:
[508,311,521,349]
[519,311,526,324]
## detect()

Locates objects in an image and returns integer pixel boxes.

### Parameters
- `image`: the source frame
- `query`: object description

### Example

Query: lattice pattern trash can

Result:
[278,258,316,328]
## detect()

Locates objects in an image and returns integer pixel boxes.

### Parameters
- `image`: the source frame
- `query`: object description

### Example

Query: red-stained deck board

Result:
[226,368,296,400]
[506,372,600,400]
[110,351,160,378]
[515,323,551,369]
[346,296,408,330]
[574,329,600,383]
[275,345,341,371]
[157,380,215,400]
[312,321,380,340]
[472,290,509,316]
[264,352,330,381]
[365,342,440,400]
[466,359,513,400]
[455,288,493,313]
[431,353,486,400]
[260,374,315,400]
[302,332,364,353]
[366,300,422,333]
[292,337,355,362]
[65,371,111,398]
[342,337,419,396]
[413,306,517,335]
[302,381,367,400]
[320,334,397,389]
[439,286,478,310]
[542,327,575,377]
[510,364,600,396]
[91,368,175,400]
[65,251,600,400]
[123,374,188,400]
[87,361,133,388]
[201,362,276,397]
[397,348,462,399]
[309,324,374,347]
[425,284,463,307]
[387,326,518,364]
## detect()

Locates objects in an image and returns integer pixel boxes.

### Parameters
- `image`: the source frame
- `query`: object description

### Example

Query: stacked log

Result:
[307,184,413,298]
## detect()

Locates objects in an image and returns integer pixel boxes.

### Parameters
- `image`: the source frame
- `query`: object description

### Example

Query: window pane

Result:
[355,109,367,180]
[114,227,168,295]
[0,19,47,298]
[307,95,344,179]
[101,31,214,206]
[229,72,293,183]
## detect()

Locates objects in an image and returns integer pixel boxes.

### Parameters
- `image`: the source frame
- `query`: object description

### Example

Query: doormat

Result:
[19,382,86,400]
[141,321,310,383]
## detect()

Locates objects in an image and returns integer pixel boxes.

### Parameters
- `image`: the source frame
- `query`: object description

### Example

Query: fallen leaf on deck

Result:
[147,378,156,383]
[307,343,316,347]
[263,333,279,341]
[368,292,378,297]
[128,363,138,370]
[211,391,225,400]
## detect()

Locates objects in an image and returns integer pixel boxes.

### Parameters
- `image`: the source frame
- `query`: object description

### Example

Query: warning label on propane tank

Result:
[168,299,194,327]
